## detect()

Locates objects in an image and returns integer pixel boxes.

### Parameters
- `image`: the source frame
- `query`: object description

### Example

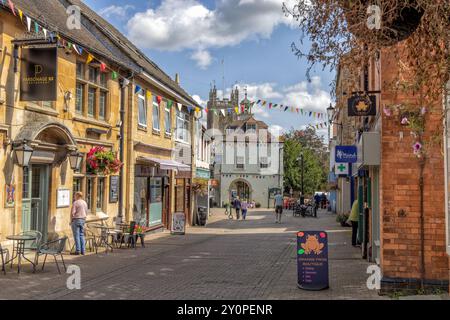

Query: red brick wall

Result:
[379,50,449,282]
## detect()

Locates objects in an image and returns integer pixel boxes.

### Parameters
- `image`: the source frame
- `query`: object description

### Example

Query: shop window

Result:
[153,96,160,131]
[96,177,105,212]
[100,73,108,87]
[138,89,147,128]
[86,178,94,212]
[89,66,99,83]
[149,178,163,226]
[164,106,171,135]
[76,62,85,79]
[176,109,190,142]
[133,177,148,224]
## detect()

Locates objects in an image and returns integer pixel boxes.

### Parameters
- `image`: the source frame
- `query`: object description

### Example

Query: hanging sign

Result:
[335,163,349,176]
[20,47,57,101]
[335,146,358,163]
[297,231,329,291]
[348,95,377,117]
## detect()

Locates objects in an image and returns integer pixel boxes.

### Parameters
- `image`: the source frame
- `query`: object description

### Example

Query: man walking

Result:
[234,197,241,220]
[71,192,88,255]
[274,191,284,223]
[349,199,360,247]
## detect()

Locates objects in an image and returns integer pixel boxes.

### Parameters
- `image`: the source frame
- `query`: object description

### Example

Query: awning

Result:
[137,156,191,172]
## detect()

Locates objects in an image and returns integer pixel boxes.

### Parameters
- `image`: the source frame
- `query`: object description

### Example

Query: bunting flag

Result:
[262,101,266,106]
[43,28,48,39]
[8,0,15,16]
[156,96,162,105]
[34,21,39,33]
[100,62,106,72]
[284,106,289,112]
[196,107,201,113]
[235,107,239,114]
[72,44,80,55]
[187,106,193,113]
[256,100,261,104]
[167,100,173,108]
[204,108,208,113]
[220,109,226,117]
[177,103,182,112]
[18,9,22,20]
[26,16,31,31]
[146,91,152,101]
[112,71,118,80]
[86,53,94,64]
[135,85,142,94]
[269,103,272,109]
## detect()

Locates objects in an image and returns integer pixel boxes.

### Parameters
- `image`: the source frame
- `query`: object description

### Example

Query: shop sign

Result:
[196,168,210,179]
[109,176,119,203]
[297,231,329,291]
[171,212,186,235]
[348,95,377,117]
[20,47,57,101]
[335,163,349,176]
[335,146,358,163]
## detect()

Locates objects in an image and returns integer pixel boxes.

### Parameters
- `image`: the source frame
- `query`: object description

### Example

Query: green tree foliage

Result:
[283,128,329,196]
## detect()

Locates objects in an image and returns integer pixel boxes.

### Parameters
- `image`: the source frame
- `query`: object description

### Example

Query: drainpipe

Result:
[419,157,426,290]
[118,81,126,222]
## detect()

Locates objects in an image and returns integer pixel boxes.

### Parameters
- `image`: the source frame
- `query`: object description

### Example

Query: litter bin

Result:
[197,206,207,226]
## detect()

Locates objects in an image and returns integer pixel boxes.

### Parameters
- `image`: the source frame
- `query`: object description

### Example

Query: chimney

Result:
[175,73,180,85]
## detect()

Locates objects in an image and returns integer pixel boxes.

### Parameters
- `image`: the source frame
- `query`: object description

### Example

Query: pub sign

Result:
[20,47,58,101]
[348,95,376,117]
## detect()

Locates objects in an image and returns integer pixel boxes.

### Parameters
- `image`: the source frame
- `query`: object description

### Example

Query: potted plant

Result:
[336,213,350,227]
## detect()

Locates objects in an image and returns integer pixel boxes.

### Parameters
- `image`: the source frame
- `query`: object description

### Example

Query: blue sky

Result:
[83,0,335,136]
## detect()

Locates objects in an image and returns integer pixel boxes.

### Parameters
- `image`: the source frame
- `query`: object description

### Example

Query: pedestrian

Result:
[225,201,231,217]
[349,199,360,247]
[71,191,88,255]
[274,191,284,223]
[241,199,248,220]
[234,197,241,220]
[321,193,327,209]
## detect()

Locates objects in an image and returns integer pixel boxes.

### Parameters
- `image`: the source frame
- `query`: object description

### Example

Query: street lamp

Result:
[69,151,84,171]
[327,103,335,124]
[14,140,34,167]
[297,153,305,205]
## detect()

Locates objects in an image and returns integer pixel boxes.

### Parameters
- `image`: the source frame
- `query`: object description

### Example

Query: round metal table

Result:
[5,234,37,274]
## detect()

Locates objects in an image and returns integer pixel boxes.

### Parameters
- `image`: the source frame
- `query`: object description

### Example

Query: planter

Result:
[86,146,123,175]
[343,0,424,46]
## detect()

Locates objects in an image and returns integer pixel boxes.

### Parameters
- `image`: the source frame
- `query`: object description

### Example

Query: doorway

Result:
[22,165,50,240]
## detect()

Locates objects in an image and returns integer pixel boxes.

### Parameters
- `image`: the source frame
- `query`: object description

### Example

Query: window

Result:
[76,62,85,79]
[165,106,171,135]
[73,177,83,200]
[76,83,84,113]
[138,89,147,127]
[260,157,269,169]
[153,97,160,131]
[86,178,94,212]
[100,73,108,87]
[89,67,98,83]
[246,124,257,132]
[96,178,105,212]
[99,91,107,120]
[176,109,190,142]
[88,87,96,117]
[236,156,245,169]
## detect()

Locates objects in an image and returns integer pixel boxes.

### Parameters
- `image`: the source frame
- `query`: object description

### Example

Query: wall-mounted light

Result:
[69,151,83,171]
[14,140,34,167]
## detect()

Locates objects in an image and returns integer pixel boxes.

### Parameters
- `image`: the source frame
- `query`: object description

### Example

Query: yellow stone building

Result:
[0,0,201,247]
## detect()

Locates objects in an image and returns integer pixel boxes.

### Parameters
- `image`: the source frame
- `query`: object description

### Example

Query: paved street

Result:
[0,208,383,300]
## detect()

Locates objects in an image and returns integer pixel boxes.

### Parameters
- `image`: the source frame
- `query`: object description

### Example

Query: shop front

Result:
[175,170,193,225]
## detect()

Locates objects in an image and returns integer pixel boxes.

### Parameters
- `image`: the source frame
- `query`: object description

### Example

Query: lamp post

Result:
[14,140,34,167]
[297,153,304,205]
[327,103,335,144]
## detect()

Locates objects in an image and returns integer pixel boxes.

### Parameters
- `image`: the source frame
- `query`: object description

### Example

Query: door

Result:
[22,165,50,240]
[372,168,381,265]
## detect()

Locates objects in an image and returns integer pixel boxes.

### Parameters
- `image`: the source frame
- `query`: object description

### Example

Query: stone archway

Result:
[229,178,253,202]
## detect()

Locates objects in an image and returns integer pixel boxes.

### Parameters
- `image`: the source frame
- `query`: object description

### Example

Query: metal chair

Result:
[119,221,137,249]
[84,226,98,254]
[0,243,9,275]
[35,237,68,274]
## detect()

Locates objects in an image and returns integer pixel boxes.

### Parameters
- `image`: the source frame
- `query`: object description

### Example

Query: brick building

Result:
[331,47,450,293]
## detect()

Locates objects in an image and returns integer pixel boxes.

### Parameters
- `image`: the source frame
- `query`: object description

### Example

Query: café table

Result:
[5,234,37,274]
[90,224,118,253]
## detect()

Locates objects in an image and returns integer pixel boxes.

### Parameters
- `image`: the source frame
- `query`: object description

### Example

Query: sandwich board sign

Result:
[297,231,329,291]
[171,212,186,235]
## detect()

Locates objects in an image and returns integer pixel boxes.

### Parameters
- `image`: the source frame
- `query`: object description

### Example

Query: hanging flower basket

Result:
[86,146,123,175]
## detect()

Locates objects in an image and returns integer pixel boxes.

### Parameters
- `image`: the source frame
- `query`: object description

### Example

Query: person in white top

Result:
[71,192,88,255]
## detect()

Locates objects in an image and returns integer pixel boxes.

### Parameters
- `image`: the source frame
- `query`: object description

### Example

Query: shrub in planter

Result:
[87,146,123,175]
[336,213,350,227]
[255,202,261,208]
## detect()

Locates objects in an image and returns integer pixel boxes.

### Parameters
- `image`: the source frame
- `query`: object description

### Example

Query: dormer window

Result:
[246,124,257,132]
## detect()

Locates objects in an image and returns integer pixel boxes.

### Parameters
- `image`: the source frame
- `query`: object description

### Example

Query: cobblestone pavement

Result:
[0,208,385,300]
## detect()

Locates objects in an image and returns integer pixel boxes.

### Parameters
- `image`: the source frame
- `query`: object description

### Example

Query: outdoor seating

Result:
[69,224,98,254]
[118,221,137,249]
[11,230,42,268]
[35,237,68,274]
[0,243,9,275]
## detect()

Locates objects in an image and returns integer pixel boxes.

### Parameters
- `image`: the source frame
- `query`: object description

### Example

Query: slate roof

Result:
[6,0,199,107]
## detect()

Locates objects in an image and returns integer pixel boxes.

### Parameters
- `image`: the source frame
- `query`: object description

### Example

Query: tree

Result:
[282,128,329,196]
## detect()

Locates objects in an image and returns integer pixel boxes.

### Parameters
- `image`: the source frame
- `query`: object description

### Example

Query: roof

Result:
[227,115,269,130]
[7,0,199,107]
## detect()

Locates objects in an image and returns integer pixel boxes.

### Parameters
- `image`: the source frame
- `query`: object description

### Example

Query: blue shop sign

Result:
[335,146,358,163]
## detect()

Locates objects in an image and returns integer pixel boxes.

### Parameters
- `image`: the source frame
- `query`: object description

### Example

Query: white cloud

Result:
[99,5,135,20]
[126,0,292,52]
[191,49,213,69]
[282,76,331,113]
[268,124,284,137]
[192,94,207,108]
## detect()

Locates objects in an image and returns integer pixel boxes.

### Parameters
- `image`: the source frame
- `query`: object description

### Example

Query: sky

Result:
[83,0,335,137]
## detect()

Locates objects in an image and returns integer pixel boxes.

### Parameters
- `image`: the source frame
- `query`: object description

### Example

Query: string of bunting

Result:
[0,0,196,112]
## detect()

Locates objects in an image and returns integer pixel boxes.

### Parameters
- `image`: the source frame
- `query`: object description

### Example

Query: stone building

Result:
[0,0,200,249]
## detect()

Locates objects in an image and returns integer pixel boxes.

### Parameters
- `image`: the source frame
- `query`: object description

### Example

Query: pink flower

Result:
[421,107,427,115]
[401,117,409,125]
[383,106,392,117]
[413,142,422,154]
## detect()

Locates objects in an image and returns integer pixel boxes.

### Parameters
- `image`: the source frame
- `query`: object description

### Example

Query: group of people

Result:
[313,192,328,209]
[226,197,254,220]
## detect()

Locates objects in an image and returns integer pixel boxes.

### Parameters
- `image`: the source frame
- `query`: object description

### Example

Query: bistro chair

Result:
[118,221,137,249]
[84,225,98,254]
[0,243,9,275]
[35,237,68,275]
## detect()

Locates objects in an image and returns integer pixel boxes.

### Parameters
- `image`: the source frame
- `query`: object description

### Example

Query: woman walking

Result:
[241,200,249,220]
